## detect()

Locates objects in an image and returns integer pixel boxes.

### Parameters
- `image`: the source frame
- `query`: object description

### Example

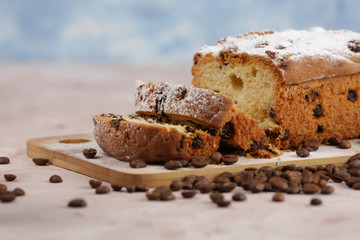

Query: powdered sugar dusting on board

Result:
[135,81,233,127]
[198,27,360,65]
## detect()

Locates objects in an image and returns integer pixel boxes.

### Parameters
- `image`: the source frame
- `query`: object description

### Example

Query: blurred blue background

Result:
[0,0,359,64]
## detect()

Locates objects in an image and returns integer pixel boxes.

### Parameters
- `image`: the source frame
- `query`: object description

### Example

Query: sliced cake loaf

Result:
[192,27,360,149]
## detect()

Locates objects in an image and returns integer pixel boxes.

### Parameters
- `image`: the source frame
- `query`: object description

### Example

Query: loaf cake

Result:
[192,27,360,149]
[93,113,220,162]
[135,81,266,152]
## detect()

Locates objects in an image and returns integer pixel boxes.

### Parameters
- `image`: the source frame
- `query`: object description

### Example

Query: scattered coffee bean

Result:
[181,190,197,198]
[328,137,341,146]
[198,183,214,193]
[221,155,238,165]
[180,159,189,167]
[146,191,161,201]
[129,159,147,168]
[310,198,322,206]
[49,175,62,183]
[338,140,351,149]
[68,198,87,208]
[183,175,198,184]
[352,182,360,190]
[214,182,237,193]
[135,184,149,192]
[303,183,320,194]
[321,185,334,195]
[349,153,360,163]
[170,180,184,191]
[4,174,16,182]
[217,200,231,207]
[32,158,49,166]
[154,186,175,201]
[13,188,25,196]
[303,139,321,151]
[125,183,136,193]
[0,156,10,164]
[96,186,110,194]
[272,192,285,202]
[210,152,222,164]
[0,191,16,203]
[89,179,102,189]
[111,184,123,191]
[232,192,246,201]
[164,160,182,170]
[191,156,209,168]
[349,159,360,168]
[83,148,97,158]
[210,192,224,203]
[0,184,7,192]
[296,148,310,157]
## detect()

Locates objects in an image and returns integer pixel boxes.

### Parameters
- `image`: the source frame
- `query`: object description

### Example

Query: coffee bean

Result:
[218,172,234,180]
[303,139,320,151]
[272,192,285,202]
[310,198,322,206]
[170,180,184,191]
[0,184,7,192]
[213,176,230,184]
[217,200,231,207]
[221,155,238,165]
[181,190,197,198]
[146,191,161,201]
[283,164,296,171]
[0,156,10,164]
[83,148,97,158]
[210,192,224,203]
[263,182,273,192]
[349,160,360,168]
[183,175,198,184]
[214,182,237,193]
[135,184,149,192]
[303,183,320,194]
[32,158,49,166]
[345,177,360,188]
[321,185,334,194]
[164,160,182,170]
[258,166,274,177]
[49,175,62,183]
[129,159,147,168]
[302,174,314,185]
[4,174,16,182]
[13,188,25,196]
[124,183,136,193]
[232,192,246,201]
[318,179,328,188]
[180,159,189,167]
[111,184,123,191]
[154,186,175,201]
[182,181,194,190]
[96,186,110,194]
[296,148,310,157]
[198,183,214,193]
[0,191,16,203]
[194,176,209,186]
[250,183,265,193]
[328,137,341,146]
[287,184,300,194]
[210,152,222,164]
[68,198,87,208]
[89,179,102,189]
[338,140,351,149]
[348,153,360,163]
[352,182,360,190]
[348,168,360,177]
[269,176,288,192]
[191,156,209,168]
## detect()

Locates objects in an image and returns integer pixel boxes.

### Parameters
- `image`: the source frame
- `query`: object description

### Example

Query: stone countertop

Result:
[1,64,360,240]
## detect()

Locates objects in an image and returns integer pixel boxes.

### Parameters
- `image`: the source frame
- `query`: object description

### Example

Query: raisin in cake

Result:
[93,114,220,162]
[192,27,360,149]
[135,81,266,152]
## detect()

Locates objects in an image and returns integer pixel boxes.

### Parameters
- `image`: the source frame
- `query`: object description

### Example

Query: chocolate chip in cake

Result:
[310,198,322,206]
[210,152,222,164]
[221,155,238,165]
[83,148,97,159]
[49,175,62,183]
[175,86,187,99]
[191,156,209,168]
[348,40,360,52]
[296,148,310,158]
[4,174,16,182]
[328,137,341,146]
[232,192,246,201]
[129,159,147,168]
[185,126,195,133]
[155,96,167,116]
[13,188,25,196]
[0,191,16,203]
[164,160,182,170]
[111,117,124,130]
[191,135,203,149]
[281,130,289,141]
[89,179,102,189]
[272,192,285,202]
[206,128,218,136]
[68,198,87,208]
[316,125,324,133]
[250,140,260,151]
[111,184,123,191]
[181,190,197,199]
[222,122,234,139]
[96,186,110,194]
[177,135,185,151]
[279,58,289,68]
[268,107,276,118]
[303,139,321,151]
[0,157,10,164]
[338,140,351,149]
[310,91,319,101]
[32,158,49,166]
[313,105,323,118]
[347,89,357,102]
[265,50,276,59]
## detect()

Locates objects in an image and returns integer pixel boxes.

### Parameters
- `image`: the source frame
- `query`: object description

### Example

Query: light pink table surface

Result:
[1,64,360,240]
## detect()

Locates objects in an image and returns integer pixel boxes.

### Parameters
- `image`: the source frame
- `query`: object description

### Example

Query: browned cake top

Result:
[196,27,360,84]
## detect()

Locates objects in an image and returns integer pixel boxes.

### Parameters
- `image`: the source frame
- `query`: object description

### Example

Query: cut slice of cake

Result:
[192,27,360,149]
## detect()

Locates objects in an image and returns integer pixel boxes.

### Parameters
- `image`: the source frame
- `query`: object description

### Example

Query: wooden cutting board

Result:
[27,133,360,187]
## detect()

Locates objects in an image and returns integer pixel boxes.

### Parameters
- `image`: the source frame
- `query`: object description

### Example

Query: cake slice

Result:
[93,113,220,163]
[135,81,266,152]
[192,27,360,149]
